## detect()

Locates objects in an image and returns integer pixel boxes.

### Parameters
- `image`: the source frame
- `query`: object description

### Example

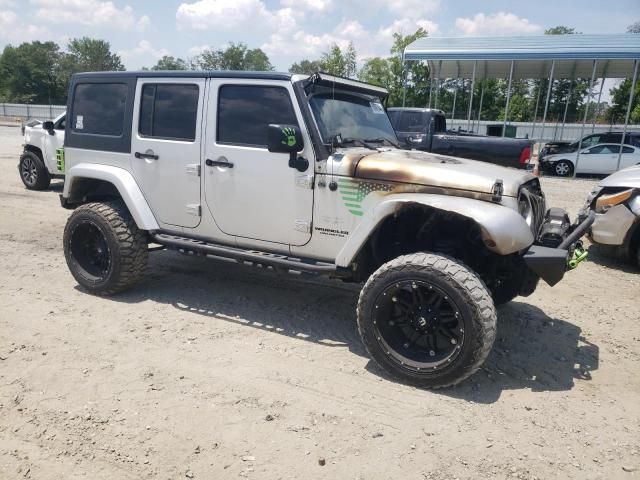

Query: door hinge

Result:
[294,220,311,234]
[295,174,315,189]
[186,204,201,216]
[186,164,201,176]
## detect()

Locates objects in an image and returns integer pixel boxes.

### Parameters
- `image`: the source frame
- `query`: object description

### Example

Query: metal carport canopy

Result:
[403,34,640,79]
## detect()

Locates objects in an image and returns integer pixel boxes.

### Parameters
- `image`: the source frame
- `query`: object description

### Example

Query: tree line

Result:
[1,23,639,124]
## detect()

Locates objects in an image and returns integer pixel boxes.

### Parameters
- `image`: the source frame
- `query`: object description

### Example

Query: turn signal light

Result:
[595,189,634,213]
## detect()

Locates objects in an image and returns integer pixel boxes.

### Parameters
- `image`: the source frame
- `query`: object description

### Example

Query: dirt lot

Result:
[1,125,639,480]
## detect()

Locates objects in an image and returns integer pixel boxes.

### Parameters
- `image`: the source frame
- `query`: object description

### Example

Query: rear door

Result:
[130,78,205,228]
[619,146,640,170]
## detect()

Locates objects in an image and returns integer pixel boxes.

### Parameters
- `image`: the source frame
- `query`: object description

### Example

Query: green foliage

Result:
[195,43,273,71]
[288,59,323,75]
[319,42,357,78]
[627,21,640,33]
[0,37,124,105]
[544,26,580,35]
[0,41,62,104]
[151,56,188,71]
[359,28,430,107]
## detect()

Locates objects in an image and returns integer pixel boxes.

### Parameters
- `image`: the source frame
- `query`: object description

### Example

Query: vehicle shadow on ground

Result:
[409,301,599,404]
[586,244,639,274]
[110,251,598,403]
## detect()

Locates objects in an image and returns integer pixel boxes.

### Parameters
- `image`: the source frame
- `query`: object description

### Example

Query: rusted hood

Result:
[339,149,534,197]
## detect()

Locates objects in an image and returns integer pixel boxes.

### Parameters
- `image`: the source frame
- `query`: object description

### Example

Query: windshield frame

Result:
[306,87,399,148]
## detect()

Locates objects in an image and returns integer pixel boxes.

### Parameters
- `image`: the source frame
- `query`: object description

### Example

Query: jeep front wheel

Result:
[63,201,148,295]
[357,252,497,389]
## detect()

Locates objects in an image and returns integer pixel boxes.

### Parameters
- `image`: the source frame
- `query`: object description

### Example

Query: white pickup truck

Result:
[19,112,66,190]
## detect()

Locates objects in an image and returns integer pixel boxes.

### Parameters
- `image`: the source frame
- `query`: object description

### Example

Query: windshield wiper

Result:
[363,137,401,149]
[338,137,377,150]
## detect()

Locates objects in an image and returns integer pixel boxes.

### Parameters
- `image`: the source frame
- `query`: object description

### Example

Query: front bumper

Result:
[522,210,595,286]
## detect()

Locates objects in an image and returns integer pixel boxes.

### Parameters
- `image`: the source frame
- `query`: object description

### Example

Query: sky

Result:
[0,0,639,72]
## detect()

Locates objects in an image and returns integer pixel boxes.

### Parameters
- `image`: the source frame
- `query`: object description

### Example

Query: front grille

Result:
[519,180,546,237]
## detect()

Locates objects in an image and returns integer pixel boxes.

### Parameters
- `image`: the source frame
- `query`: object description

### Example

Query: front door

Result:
[203,80,314,246]
[131,78,205,228]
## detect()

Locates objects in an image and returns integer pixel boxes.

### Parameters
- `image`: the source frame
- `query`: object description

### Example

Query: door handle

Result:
[206,158,234,168]
[135,151,159,160]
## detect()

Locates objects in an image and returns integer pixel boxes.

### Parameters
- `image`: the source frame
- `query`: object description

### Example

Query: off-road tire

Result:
[357,252,497,389]
[554,160,574,177]
[63,201,148,295]
[19,151,51,190]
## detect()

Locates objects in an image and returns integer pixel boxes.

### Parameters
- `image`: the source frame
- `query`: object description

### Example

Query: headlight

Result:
[518,190,533,227]
[595,188,634,213]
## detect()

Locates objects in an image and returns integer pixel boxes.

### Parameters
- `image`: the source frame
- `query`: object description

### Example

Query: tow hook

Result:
[568,241,588,269]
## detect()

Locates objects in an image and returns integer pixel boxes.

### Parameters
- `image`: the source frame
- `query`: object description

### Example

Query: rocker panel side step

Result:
[151,233,336,273]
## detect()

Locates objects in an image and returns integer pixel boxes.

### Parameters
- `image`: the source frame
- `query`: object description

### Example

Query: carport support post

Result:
[616,59,639,171]
[433,60,442,109]
[467,60,477,132]
[451,82,458,119]
[401,55,407,107]
[476,80,485,134]
[539,60,556,142]
[575,60,598,175]
[592,64,608,133]
[560,80,574,141]
[502,60,514,137]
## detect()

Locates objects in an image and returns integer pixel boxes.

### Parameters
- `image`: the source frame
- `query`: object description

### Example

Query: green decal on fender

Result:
[56,148,65,172]
[337,179,394,217]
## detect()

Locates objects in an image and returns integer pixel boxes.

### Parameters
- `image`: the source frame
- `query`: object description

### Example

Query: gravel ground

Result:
[1,125,639,480]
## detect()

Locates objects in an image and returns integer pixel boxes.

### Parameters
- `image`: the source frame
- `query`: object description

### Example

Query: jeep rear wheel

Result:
[63,201,148,295]
[357,252,497,389]
[19,151,50,190]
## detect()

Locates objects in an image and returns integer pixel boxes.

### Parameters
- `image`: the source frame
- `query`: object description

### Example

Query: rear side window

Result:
[139,84,199,141]
[217,85,298,147]
[72,83,127,136]
[622,146,635,153]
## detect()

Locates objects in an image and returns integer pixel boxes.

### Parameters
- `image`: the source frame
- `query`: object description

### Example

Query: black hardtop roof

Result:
[71,70,294,81]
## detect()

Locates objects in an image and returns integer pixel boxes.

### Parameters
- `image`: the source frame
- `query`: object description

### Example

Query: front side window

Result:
[139,84,199,141]
[589,145,616,154]
[217,85,298,147]
[582,135,602,148]
[309,90,397,144]
[72,83,127,136]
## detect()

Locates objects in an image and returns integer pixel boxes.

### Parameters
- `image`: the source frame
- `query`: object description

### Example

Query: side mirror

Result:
[267,124,303,154]
[42,121,55,134]
[267,124,308,172]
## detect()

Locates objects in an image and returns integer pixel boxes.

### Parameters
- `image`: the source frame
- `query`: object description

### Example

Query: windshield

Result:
[309,91,398,145]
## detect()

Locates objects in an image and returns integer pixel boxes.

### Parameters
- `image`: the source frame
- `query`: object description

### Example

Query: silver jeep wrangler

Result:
[60,71,593,388]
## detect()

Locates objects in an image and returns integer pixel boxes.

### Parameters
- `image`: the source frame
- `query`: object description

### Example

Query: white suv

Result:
[19,112,66,189]
[59,71,593,388]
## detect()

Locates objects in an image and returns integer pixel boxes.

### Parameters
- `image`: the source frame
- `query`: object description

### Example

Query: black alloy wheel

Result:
[373,280,464,372]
